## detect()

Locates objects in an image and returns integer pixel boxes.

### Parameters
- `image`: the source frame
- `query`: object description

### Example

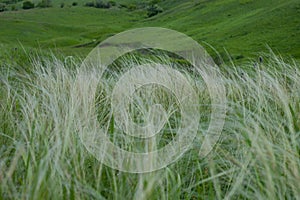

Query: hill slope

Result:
[142,0,300,60]
[0,0,299,62]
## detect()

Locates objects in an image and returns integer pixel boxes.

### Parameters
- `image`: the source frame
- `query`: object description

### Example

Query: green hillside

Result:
[144,0,300,60]
[1,1,300,199]
[0,0,299,62]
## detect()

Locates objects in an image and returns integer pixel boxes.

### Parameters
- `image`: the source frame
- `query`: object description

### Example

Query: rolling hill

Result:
[0,0,299,63]
[1,1,300,199]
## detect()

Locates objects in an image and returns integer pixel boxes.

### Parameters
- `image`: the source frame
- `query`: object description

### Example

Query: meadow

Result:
[1,50,300,199]
[0,0,299,62]
[0,0,300,199]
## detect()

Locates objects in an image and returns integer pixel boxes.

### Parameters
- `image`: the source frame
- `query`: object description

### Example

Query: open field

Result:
[0,0,300,63]
[1,0,300,199]
[1,52,300,199]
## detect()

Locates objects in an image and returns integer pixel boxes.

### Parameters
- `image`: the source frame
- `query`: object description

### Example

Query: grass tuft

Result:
[0,52,300,199]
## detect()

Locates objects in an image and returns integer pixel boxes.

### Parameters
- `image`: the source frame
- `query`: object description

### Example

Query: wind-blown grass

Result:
[0,53,299,199]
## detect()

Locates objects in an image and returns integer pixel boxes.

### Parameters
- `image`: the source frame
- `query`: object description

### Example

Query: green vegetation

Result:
[22,0,34,9]
[0,0,300,199]
[146,3,163,18]
[0,0,298,63]
[1,52,300,199]
[36,0,52,8]
[0,3,7,11]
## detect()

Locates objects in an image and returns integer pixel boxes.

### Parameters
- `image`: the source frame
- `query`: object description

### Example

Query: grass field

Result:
[1,0,300,199]
[0,0,300,62]
[1,52,300,199]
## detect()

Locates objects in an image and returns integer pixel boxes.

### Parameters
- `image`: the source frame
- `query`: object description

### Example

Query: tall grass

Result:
[0,52,299,199]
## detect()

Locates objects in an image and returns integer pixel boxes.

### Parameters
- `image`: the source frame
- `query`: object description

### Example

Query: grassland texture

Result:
[0,0,300,63]
[0,52,300,199]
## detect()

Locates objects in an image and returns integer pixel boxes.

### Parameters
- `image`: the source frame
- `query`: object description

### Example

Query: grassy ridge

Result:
[1,1,300,199]
[0,7,141,50]
[143,0,300,60]
[0,0,300,62]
